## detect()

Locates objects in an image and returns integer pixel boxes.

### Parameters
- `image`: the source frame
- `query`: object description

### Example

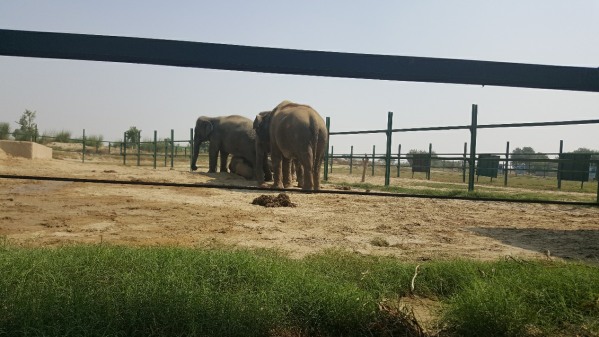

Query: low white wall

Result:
[0,140,53,159]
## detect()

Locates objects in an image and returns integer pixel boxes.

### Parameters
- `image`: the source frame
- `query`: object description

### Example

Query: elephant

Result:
[191,115,272,182]
[254,110,302,187]
[253,101,328,191]
[228,155,255,180]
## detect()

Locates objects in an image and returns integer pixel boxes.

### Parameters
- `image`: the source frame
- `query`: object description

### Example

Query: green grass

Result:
[1,245,597,336]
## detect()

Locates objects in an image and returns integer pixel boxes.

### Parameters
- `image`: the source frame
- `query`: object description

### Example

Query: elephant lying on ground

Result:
[228,156,254,180]
[191,115,272,182]
[254,101,328,191]
[229,155,274,180]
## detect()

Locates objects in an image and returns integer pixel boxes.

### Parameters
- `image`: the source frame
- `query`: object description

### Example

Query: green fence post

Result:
[428,143,432,180]
[164,139,168,167]
[137,130,141,166]
[397,144,401,178]
[108,142,111,154]
[371,145,375,176]
[153,130,157,169]
[468,104,478,192]
[123,131,127,165]
[82,129,86,163]
[504,141,510,186]
[170,129,175,168]
[384,111,393,186]
[558,140,563,190]
[190,128,194,172]
[349,145,353,174]
[330,146,334,173]
[324,117,330,181]
[462,142,467,183]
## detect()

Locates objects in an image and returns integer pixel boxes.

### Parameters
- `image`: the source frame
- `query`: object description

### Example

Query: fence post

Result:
[462,142,467,183]
[123,132,127,165]
[349,145,353,174]
[82,129,86,163]
[170,129,175,168]
[385,111,393,186]
[164,138,168,167]
[428,143,432,180]
[190,128,194,172]
[324,117,330,181]
[558,140,563,189]
[397,144,401,178]
[137,130,141,166]
[468,104,478,192]
[371,145,375,176]
[153,130,157,169]
[504,141,510,186]
[330,146,334,173]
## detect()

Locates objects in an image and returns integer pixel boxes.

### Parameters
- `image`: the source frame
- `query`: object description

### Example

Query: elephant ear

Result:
[254,111,271,141]
[196,120,214,141]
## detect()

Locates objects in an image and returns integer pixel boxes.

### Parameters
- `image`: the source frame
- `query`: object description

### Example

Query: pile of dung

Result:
[252,193,297,207]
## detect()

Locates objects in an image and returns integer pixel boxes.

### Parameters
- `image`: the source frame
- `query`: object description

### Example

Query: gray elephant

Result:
[254,110,302,187]
[228,155,254,180]
[254,101,328,190]
[191,115,272,182]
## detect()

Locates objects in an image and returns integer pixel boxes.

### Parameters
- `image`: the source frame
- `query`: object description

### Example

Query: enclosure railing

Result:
[23,128,200,169]
[324,106,599,203]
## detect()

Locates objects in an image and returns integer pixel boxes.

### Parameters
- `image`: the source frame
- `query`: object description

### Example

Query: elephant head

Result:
[253,110,275,184]
[253,110,272,144]
[191,117,214,171]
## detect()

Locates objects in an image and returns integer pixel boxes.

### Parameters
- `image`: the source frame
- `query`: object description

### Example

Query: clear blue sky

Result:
[1,1,598,156]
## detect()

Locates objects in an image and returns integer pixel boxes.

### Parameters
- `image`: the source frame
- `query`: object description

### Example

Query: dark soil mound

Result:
[252,193,297,207]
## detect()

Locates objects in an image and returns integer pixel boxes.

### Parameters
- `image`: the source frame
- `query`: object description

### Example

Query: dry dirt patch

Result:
[1,156,598,262]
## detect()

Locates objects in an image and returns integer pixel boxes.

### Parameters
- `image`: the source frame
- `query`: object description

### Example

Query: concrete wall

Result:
[0,140,53,159]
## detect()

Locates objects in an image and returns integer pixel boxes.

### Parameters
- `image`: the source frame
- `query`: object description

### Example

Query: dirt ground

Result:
[1,148,599,263]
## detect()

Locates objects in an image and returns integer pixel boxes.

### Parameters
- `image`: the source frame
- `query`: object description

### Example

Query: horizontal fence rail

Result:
[1,29,599,92]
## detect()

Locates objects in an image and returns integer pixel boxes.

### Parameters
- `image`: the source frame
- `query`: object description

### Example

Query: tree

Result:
[0,122,10,140]
[511,147,548,173]
[406,149,438,166]
[124,126,141,145]
[14,110,39,141]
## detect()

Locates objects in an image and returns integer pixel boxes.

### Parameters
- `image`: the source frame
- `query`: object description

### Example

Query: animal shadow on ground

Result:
[192,171,258,187]
[469,227,599,262]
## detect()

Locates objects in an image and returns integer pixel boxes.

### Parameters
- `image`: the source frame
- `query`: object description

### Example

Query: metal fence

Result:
[324,107,599,202]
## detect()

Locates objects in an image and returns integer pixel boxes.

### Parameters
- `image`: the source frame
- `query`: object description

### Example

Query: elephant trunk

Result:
[191,133,202,171]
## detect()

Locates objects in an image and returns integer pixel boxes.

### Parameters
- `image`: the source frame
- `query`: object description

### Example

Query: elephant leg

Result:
[208,143,219,173]
[219,150,229,172]
[293,159,303,188]
[300,151,314,191]
[271,151,284,189]
[313,140,326,191]
[282,158,292,188]
[263,156,273,182]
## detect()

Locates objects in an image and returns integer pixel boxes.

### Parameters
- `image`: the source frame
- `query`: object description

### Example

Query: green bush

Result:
[0,122,10,140]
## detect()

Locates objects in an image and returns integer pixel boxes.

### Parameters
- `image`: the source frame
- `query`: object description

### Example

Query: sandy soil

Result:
[1,149,599,262]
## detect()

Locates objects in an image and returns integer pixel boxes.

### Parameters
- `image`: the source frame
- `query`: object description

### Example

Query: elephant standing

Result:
[191,115,272,182]
[254,101,328,191]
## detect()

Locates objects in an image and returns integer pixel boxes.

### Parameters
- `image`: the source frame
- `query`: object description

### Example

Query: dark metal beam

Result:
[1,29,599,92]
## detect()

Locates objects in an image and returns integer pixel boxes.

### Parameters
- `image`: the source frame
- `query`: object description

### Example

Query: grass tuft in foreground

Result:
[0,245,598,336]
